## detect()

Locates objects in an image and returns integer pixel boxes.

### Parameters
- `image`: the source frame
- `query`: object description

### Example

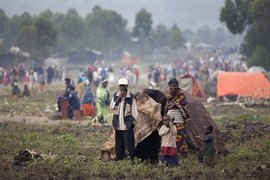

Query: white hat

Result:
[118,78,128,85]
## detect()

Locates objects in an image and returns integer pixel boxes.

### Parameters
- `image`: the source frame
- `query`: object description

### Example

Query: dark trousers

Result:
[115,125,135,160]
[67,106,73,119]
[67,104,80,119]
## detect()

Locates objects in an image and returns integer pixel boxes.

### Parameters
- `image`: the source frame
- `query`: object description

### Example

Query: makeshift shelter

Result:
[178,74,206,99]
[101,89,227,162]
[204,70,220,97]
[247,66,267,73]
[197,65,210,90]
[217,72,270,99]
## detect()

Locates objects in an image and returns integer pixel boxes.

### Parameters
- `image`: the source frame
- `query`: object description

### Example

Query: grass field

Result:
[0,82,270,179]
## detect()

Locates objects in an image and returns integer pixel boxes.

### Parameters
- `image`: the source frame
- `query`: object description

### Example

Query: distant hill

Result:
[0,0,225,30]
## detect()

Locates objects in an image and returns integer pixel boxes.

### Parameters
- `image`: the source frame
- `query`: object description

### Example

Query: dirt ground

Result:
[1,94,270,179]
[0,115,97,126]
[1,66,269,178]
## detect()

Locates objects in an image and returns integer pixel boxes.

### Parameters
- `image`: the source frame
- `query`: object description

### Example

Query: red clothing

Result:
[161,146,176,156]
[82,103,96,116]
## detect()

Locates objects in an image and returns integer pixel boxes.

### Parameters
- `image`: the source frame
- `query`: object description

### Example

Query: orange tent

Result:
[217,72,270,98]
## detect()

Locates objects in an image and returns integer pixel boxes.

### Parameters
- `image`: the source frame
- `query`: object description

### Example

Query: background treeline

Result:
[0,5,240,63]
[220,0,270,70]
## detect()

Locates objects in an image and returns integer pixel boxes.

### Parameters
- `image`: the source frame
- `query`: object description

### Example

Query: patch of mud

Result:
[0,115,90,126]
[221,120,270,143]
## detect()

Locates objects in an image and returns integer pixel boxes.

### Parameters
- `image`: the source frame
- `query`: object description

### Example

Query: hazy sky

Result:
[0,0,225,30]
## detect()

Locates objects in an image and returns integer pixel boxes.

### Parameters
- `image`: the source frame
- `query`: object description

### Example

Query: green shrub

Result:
[57,134,76,145]
[22,133,40,146]
[231,148,260,161]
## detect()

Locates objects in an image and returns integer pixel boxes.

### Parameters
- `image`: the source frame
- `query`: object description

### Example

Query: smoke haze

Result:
[0,0,225,30]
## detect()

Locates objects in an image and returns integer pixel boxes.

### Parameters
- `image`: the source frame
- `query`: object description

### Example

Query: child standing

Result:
[196,124,216,167]
[159,115,178,166]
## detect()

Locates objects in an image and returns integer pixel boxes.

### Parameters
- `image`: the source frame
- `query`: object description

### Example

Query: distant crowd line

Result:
[146,48,248,90]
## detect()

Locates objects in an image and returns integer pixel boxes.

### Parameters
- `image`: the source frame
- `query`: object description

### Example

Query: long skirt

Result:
[174,123,188,157]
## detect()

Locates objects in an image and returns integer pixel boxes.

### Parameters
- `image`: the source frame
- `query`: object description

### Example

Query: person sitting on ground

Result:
[81,79,96,117]
[196,124,216,167]
[57,78,73,112]
[76,76,85,100]
[67,86,81,120]
[22,84,31,97]
[11,82,21,97]
[159,115,178,166]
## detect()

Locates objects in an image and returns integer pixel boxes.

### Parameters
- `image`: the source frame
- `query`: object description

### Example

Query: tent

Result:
[204,70,220,97]
[247,66,267,73]
[217,72,270,99]
[101,89,227,162]
[178,74,206,99]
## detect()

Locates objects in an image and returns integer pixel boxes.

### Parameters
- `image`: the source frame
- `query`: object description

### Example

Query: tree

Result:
[4,12,35,54]
[16,12,35,53]
[0,9,9,53]
[132,8,153,57]
[220,0,250,34]
[220,0,270,70]
[39,9,54,20]
[195,25,212,44]
[85,6,129,55]
[133,8,153,38]
[167,25,186,50]
[18,12,33,29]
[4,15,20,49]
[60,9,85,50]
[248,46,270,69]
[212,27,226,46]
[183,29,194,42]
[35,15,57,59]
[153,24,169,48]
[51,12,66,53]
[0,9,8,39]
[17,25,37,55]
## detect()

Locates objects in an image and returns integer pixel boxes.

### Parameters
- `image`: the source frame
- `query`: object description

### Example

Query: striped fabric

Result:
[167,109,184,123]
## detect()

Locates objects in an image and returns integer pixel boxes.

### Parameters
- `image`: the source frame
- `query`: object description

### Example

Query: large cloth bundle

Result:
[101,89,227,161]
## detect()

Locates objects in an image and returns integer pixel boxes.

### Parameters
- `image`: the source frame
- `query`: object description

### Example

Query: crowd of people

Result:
[1,61,218,167]
[56,73,216,167]
[3,49,240,167]
[57,70,111,123]
[0,64,64,87]
[0,63,65,97]
[146,47,248,90]
[108,77,215,167]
